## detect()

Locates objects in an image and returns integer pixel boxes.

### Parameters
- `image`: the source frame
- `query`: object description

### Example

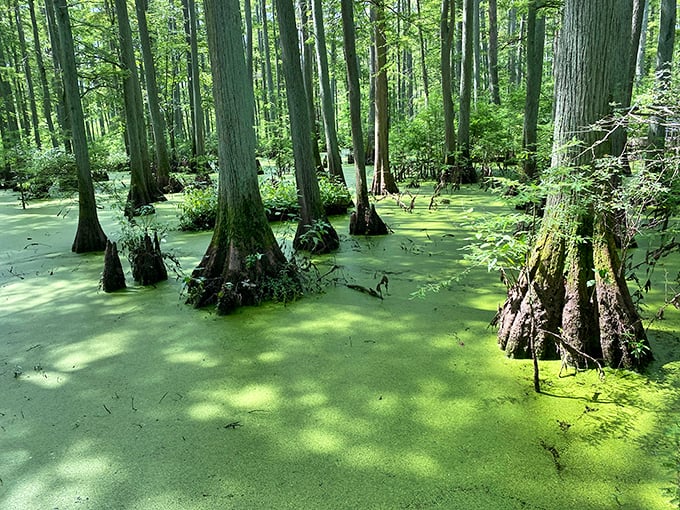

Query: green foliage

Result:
[469,100,523,166]
[177,184,218,231]
[298,219,333,253]
[318,176,352,214]
[178,175,351,231]
[391,104,445,182]
[21,148,78,199]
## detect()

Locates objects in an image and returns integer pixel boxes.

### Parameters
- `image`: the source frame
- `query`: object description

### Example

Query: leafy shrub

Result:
[178,174,352,231]
[391,104,445,182]
[178,184,218,231]
[22,148,79,198]
[318,175,353,214]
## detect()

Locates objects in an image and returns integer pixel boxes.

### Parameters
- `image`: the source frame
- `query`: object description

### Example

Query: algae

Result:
[0,184,678,509]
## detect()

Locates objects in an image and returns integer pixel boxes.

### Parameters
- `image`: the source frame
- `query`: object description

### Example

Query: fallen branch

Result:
[540,329,605,380]
[346,284,383,299]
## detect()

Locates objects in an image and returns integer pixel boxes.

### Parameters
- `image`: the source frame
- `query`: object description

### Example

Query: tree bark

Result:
[114,0,165,217]
[441,0,456,167]
[181,0,205,160]
[497,0,651,370]
[187,0,292,313]
[371,0,399,195]
[487,0,500,105]
[135,0,171,189]
[647,0,676,160]
[522,1,545,181]
[52,0,107,253]
[102,240,126,292]
[275,0,340,253]
[28,0,58,148]
[340,0,387,236]
[312,0,346,185]
[14,2,41,148]
[457,0,476,183]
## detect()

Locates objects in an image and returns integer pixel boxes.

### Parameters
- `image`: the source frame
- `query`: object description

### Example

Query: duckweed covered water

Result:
[1,184,678,509]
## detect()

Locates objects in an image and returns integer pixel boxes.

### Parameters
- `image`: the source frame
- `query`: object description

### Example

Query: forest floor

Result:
[1,175,679,509]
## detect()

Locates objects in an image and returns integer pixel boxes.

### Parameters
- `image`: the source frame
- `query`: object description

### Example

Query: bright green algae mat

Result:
[1,186,679,509]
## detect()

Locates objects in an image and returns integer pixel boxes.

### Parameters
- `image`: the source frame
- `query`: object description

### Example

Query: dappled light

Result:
[1,183,679,508]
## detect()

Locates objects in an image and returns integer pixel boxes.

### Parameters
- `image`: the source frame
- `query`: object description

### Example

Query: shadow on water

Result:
[0,183,678,509]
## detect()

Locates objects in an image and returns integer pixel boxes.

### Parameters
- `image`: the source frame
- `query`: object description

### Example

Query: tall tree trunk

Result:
[275,0,340,253]
[14,2,42,148]
[181,0,205,161]
[312,0,346,185]
[371,0,399,195]
[522,1,545,181]
[244,0,254,127]
[261,0,277,128]
[416,0,429,104]
[341,0,387,236]
[135,0,171,189]
[635,0,650,84]
[297,0,323,172]
[364,26,376,165]
[647,0,676,160]
[487,0,500,105]
[114,0,165,217]
[28,0,58,148]
[44,0,70,152]
[472,0,480,103]
[497,0,651,370]
[441,0,456,166]
[457,0,476,183]
[187,0,291,314]
[52,0,107,253]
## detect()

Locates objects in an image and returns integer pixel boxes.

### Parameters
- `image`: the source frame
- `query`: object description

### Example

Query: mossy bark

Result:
[187,0,293,314]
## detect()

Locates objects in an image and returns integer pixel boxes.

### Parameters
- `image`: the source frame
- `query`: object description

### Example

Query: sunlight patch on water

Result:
[53,335,127,371]
[187,402,227,421]
[228,384,280,410]
[165,350,219,367]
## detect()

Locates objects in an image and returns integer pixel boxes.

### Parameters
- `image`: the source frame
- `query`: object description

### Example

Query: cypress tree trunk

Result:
[114,0,165,217]
[52,0,107,253]
[14,2,41,148]
[370,0,399,195]
[135,0,171,189]
[441,0,456,167]
[497,0,651,370]
[275,0,339,253]
[297,0,323,172]
[28,0,58,148]
[187,0,292,313]
[44,0,70,153]
[312,0,346,185]
[522,1,545,181]
[457,0,476,183]
[487,0,500,105]
[340,0,387,236]
[416,0,429,104]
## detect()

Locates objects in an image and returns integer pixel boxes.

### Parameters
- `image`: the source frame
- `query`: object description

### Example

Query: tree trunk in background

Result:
[114,0,165,217]
[627,0,647,104]
[14,2,41,148]
[52,0,107,253]
[297,0,323,172]
[457,0,475,183]
[441,0,456,166]
[487,0,500,105]
[497,0,651,370]
[275,0,340,253]
[364,26,376,165]
[371,0,399,195]
[187,0,291,313]
[44,0,70,153]
[312,0,345,185]
[244,0,255,126]
[472,0,480,103]
[135,0,171,189]
[635,0,650,83]
[28,0,58,148]
[261,0,278,127]
[522,1,545,181]
[507,7,517,88]
[341,0,387,236]
[647,0,676,160]
[182,0,205,161]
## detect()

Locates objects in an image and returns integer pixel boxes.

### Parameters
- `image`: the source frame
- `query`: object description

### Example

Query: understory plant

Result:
[178,174,352,230]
